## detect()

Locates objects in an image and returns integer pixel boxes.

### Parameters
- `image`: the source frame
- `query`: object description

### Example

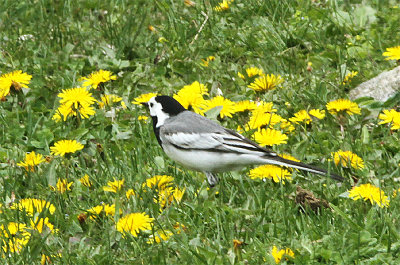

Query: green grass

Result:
[1,0,400,264]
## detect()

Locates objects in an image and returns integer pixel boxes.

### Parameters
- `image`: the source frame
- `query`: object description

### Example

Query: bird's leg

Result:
[205,172,219,187]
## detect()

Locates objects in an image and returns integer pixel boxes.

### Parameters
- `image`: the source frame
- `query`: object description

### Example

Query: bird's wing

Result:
[161,111,226,134]
[161,131,223,150]
[161,125,277,157]
[160,110,278,155]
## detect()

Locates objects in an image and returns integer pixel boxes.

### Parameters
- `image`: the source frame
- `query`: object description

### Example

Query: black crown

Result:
[155,95,186,116]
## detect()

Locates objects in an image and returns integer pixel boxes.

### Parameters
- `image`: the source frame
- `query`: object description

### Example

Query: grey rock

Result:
[349,66,400,102]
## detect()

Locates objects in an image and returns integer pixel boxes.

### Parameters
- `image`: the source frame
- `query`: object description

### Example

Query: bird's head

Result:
[142,95,186,127]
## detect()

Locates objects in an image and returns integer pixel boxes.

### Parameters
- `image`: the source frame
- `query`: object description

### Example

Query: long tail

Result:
[262,155,344,182]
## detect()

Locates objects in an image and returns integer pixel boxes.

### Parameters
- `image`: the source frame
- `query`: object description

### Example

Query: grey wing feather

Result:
[161,111,226,134]
[162,132,223,150]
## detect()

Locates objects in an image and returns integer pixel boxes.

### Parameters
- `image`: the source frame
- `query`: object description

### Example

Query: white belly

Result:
[162,144,265,173]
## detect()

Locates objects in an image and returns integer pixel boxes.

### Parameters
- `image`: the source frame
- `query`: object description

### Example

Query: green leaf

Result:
[70,128,89,139]
[154,156,165,169]
[361,126,369,144]
[114,131,132,140]
[354,6,377,27]
[46,160,57,187]
[30,140,44,148]
[204,106,223,121]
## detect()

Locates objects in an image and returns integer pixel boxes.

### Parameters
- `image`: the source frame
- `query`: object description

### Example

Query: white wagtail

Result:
[142,95,343,186]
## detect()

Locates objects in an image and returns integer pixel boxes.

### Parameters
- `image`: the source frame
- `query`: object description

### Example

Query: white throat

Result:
[148,97,170,127]
[155,111,169,127]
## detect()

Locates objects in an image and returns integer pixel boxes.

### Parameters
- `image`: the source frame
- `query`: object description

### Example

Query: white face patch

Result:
[148,97,170,127]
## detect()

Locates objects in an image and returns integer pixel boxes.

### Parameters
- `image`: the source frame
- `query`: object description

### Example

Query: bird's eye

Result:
[150,103,154,107]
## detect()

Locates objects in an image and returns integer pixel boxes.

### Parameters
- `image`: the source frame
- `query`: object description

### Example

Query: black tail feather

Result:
[264,155,344,182]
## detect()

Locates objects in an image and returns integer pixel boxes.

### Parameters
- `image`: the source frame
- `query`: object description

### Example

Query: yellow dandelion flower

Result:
[214,0,232,11]
[249,165,292,183]
[147,230,173,244]
[143,175,174,191]
[52,104,76,122]
[236,125,244,134]
[201,96,237,118]
[393,188,400,198]
[0,222,31,254]
[271,246,295,264]
[138,115,149,121]
[254,128,288,146]
[201,56,215,67]
[289,110,312,124]
[158,187,186,208]
[173,81,208,114]
[332,150,364,169]
[126,189,136,199]
[251,101,277,116]
[86,204,119,219]
[378,109,400,130]
[382,45,400,60]
[98,94,122,108]
[245,67,263,78]
[79,174,92,187]
[172,187,185,203]
[309,109,326,119]
[148,25,156,32]
[0,87,8,100]
[58,87,97,109]
[50,140,84,156]
[278,153,300,162]
[52,102,96,122]
[234,100,258,113]
[247,113,286,130]
[173,222,186,233]
[237,72,245,79]
[248,74,284,92]
[50,178,73,194]
[29,217,57,234]
[348,184,389,208]
[80,70,117,89]
[342,71,358,85]
[0,70,32,99]
[289,109,325,124]
[174,91,205,114]
[280,120,296,132]
[41,253,62,265]
[132,92,158,105]
[326,99,361,115]
[116,212,154,237]
[11,198,56,216]
[103,178,124,193]
[17,151,46,171]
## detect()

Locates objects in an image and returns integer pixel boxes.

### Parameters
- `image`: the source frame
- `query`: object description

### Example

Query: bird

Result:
[142,95,344,186]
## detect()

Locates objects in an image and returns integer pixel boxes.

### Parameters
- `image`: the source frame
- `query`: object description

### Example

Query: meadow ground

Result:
[1,0,400,264]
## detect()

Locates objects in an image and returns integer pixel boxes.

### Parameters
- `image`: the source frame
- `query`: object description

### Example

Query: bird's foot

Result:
[205,172,219,187]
